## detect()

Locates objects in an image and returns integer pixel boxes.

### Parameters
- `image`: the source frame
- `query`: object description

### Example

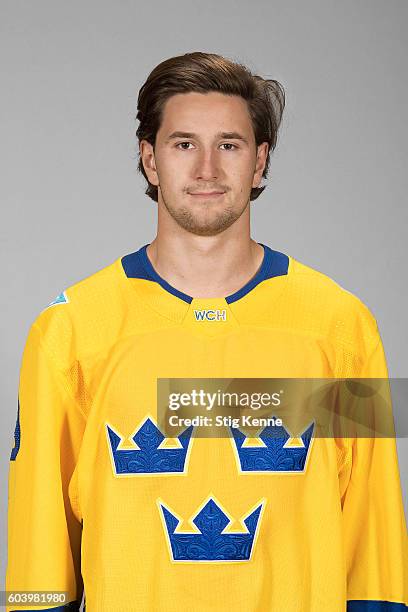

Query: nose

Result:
[194,148,219,181]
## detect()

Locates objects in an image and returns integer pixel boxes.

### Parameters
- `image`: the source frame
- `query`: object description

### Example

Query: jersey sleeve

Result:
[5,319,86,612]
[341,326,408,610]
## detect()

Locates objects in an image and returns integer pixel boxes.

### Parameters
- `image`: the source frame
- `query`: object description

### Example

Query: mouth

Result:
[188,191,225,198]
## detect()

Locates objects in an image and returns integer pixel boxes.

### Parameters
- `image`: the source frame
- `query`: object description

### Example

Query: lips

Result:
[189,191,225,196]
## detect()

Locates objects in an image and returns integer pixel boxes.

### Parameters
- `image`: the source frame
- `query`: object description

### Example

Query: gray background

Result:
[1,0,407,589]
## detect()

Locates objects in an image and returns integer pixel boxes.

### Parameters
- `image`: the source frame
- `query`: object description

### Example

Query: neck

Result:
[146,235,265,299]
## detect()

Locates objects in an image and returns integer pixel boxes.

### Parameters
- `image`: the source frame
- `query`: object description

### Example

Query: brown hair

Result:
[135,52,285,202]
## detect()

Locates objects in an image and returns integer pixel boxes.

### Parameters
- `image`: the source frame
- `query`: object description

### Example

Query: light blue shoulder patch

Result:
[47,291,69,308]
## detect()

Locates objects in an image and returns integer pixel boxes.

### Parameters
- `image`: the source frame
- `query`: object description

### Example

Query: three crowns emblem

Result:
[105,416,314,562]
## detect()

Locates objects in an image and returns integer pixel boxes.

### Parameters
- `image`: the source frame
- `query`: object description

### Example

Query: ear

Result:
[252,142,269,188]
[140,139,159,186]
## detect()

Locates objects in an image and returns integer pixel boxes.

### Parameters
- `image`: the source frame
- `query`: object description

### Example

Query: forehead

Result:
[158,91,253,134]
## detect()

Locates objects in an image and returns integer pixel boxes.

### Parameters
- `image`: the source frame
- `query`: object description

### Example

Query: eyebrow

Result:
[165,131,249,145]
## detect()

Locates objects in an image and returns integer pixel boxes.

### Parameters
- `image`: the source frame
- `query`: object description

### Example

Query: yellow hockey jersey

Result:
[5,242,408,611]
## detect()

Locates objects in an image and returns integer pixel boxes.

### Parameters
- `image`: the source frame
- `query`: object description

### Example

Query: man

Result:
[6,52,408,611]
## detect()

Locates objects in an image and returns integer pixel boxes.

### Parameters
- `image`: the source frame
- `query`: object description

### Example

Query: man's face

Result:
[140,91,268,236]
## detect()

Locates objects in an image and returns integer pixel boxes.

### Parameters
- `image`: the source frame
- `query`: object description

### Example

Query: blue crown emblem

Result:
[106,416,194,475]
[230,420,314,473]
[158,496,265,562]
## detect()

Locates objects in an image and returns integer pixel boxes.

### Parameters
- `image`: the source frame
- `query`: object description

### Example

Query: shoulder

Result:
[285,255,380,352]
[26,257,125,367]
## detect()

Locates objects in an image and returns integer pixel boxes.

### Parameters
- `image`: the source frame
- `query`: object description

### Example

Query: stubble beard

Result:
[160,190,248,237]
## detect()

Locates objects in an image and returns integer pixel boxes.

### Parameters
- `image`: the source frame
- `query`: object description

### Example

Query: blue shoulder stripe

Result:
[10,398,21,461]
[347,600,408,611]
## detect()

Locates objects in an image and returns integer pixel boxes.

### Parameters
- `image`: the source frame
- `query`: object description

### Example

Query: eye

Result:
[175,142,194,150]
[175,142,238,151]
